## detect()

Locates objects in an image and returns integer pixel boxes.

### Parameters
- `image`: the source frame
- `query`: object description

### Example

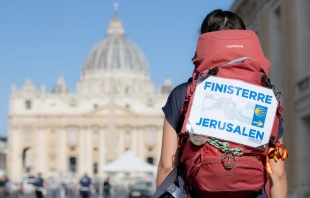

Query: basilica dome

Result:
[82,4,149,74]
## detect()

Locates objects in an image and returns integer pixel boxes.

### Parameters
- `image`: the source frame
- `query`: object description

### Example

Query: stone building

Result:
[231,0,310,197]
[7,5,171,182]
[0,137,7,174]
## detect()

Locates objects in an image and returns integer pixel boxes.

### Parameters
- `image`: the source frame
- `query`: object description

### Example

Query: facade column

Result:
[58,127,67,173]
[10,128,23,182]
[99,129,105,177]
[78,128,86,176]
[156,128,163,166]
[37,127,47,173]
[138,128,144,159]
[132,129,138,155]
[119,129,124,154]
[86,129,93,177]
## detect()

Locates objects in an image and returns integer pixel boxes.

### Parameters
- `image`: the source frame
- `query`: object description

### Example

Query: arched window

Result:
[125,87,130,94]
[22,148,33,173]
[25,100,32,110]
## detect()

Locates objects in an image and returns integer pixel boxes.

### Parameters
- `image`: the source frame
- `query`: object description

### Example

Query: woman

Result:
[78,173,94,198]
[156,9,287,198]
[33,173,48,198]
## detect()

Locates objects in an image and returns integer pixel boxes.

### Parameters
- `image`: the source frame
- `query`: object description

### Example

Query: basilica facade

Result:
[7,5,172,182]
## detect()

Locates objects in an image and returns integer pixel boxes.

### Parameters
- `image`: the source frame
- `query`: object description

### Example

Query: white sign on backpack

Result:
[187,76,278,148]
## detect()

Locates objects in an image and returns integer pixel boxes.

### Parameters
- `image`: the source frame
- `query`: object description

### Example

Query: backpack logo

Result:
[226,45,244,48]
[251,105,268,128]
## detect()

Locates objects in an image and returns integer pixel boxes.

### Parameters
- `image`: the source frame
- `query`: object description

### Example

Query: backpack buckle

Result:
[178,132,188,147]
[207,66,219,75]
[269,136,276,147]
[261,74,272,88]
[222,150,236,169]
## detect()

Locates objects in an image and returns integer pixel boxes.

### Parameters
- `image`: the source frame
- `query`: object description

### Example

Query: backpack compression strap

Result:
[178,71,199,148]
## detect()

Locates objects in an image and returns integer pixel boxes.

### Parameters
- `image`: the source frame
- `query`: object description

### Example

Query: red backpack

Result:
[178,30,288,198]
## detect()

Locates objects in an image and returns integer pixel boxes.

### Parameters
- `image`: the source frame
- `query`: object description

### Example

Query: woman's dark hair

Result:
[200,9,246,34]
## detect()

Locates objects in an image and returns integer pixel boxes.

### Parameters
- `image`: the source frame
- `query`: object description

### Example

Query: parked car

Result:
[129,181,154,198]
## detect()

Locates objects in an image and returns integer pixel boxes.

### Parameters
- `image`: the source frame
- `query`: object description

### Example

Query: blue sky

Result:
[0,0,234,136]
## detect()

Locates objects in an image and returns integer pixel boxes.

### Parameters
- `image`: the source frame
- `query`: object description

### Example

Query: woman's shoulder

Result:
[162,81,190,132]
[170,80,190,97]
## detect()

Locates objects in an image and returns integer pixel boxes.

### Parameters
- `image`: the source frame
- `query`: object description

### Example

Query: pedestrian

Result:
[78,173,93,198]
[103,177,111,198]
[156,9,288,198]
[11,183,19,198]
[68,181,75,198]
[60,181,66,198]
[33,173,47,198]
[3,177,10,197]
[0,177,4,197]
[49,178,58,198]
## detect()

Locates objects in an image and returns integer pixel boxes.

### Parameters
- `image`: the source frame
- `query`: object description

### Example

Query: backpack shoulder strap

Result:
[176,78,192,134]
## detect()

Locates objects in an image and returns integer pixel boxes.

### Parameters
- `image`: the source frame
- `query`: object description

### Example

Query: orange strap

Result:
[266,143,288,174]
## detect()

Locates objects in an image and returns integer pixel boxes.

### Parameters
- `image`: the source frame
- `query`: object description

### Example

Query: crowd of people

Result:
[0,176,10,197]
[0,176,20,197]
[0,173,113,198]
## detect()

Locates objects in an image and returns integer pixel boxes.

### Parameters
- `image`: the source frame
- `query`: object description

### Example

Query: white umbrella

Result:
[103,150,156,173]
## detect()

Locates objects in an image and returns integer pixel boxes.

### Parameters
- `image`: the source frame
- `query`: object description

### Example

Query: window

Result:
[93,104,98,109]
[125,87,129,94]
[69,130,77,143]
[93,163,98,175]
[124,132,131,143]
[25,131,31,142]
[25,100,32,110]
[93,132,98,142]
[69,157,77,173]
[147,131,153,144]
[146,157,154,165]
[147,99,154,107]
[70,99,77,107]
[26,167,31,173]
